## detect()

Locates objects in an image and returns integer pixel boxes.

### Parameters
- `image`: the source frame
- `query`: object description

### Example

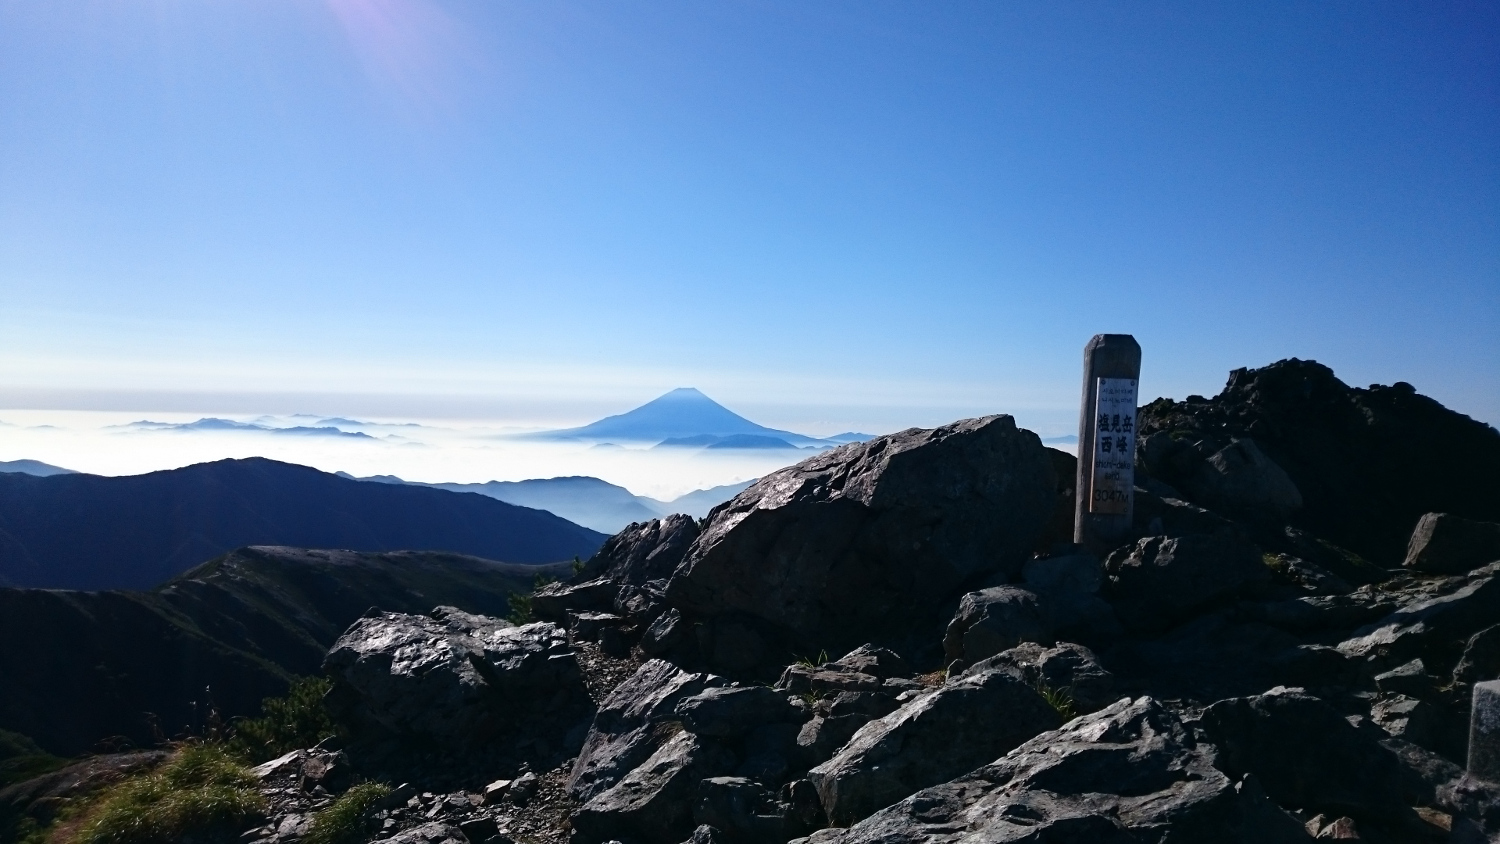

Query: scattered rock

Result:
[1454,624,1500,686]
[806,696,1309,844]
[1373,658,1433,697]
[941,586,1050,666]
[384,821,470,844]
[807,667,1061,825]
[1405,513,1500,575]
[1198,686,1418,828]
[1338,562,1500,669]
[572,730,736,844]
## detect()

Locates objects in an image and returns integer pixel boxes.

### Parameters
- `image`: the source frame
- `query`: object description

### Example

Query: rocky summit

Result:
[5,358,1500,844]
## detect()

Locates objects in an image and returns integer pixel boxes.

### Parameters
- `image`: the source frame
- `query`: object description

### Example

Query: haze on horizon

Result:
[1,1,1496,478]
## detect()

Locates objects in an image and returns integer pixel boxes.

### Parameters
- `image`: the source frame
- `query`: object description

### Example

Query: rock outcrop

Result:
[807,667,1060,825]
[323,607,585,747]
[664,416,1056,662]
[802,697,1309,844]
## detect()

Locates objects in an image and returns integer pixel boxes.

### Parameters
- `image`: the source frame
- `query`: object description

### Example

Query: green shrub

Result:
[506,573,557,624]
[228,677,339,764]
[70,743,264,844]
[0,728,66,788]
[303,782,391,844]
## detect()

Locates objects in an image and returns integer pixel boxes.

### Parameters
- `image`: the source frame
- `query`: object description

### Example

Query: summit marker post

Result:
[1074,334,1142,554]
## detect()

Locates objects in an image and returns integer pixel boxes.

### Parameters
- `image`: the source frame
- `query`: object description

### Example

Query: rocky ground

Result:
[5,358,1500,844]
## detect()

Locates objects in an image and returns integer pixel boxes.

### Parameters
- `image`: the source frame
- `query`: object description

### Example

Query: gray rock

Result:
[641,608,691,656]
[323,609,582,746]
[693,777,802,844]
[824,645,910,680]
[1374,658,1433,697]
[1199,686,1417,826]
[736,722,801,782]
[1455,624,1500,686]
[775,665,882,696]
[531,579,621,622]
[573,730,737,844]
[1021,551,1102,594]
[676,686,801,737]
[1104,533,1271,632]
[942,587,1051,666]
[570,611,626,641]
[1132,487,1240,538]
[1183,437,1303,522]
[809,696,1309,844]
[569,659,729,802]
[666,416,1057,657]
[582,514,702,584]
[963,641,1117,713]
[807,667,1061,825]
[680,824,726,844]
[384,821,470,844]
[1372,695,1443,749]
[1339,562,1500,668]
[795,714,878,771]
[616,580,669,623]
[1405,513,1500,575]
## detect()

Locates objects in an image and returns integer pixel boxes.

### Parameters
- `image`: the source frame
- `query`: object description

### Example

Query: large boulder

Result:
[1404,513,1500,575]
[1198,686,1418,829]
[1104,533,1270,632]
[322,608,583,747]
[805,697,1309,844]
[806,667,1061,825]
[1182,437,1303,523]
[665,416,1056,658]
[676,686,801,738]
[569,659,729,803]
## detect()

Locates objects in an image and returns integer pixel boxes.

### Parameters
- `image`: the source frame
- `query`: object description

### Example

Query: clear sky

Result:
[1,0,1496,440]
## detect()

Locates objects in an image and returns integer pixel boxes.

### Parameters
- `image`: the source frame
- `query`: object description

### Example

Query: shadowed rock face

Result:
[665,415,1057,657]
[1136,358,1500,566]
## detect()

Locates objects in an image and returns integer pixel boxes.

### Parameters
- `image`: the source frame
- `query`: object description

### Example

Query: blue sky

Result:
[1,0,1496,439]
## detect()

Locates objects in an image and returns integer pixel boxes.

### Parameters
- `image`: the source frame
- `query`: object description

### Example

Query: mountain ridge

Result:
[0,458,606,590]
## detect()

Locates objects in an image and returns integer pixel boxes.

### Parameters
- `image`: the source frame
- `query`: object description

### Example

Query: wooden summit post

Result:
[1074,334,1142,554]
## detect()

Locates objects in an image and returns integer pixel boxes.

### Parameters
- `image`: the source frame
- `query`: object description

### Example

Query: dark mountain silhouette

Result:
[0,546,573,755]
[527,387,829,446]
[0,457,606,591]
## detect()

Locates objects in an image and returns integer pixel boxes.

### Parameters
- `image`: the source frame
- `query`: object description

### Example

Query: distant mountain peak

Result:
[529,387,825,446]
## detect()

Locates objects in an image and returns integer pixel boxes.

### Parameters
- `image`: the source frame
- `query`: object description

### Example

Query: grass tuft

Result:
[303,782,392,844]
[1036,683,1078,721]
[69,743,263,844]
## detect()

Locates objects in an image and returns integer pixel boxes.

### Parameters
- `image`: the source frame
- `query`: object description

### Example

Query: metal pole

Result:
[1074,334,1142,554]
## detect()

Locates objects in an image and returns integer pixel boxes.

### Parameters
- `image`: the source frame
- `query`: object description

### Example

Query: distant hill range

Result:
[0,546,572,755]
[0,458,606,591]
[0,459,76,477]
[338,473,755,534]
[524,387,873,450]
